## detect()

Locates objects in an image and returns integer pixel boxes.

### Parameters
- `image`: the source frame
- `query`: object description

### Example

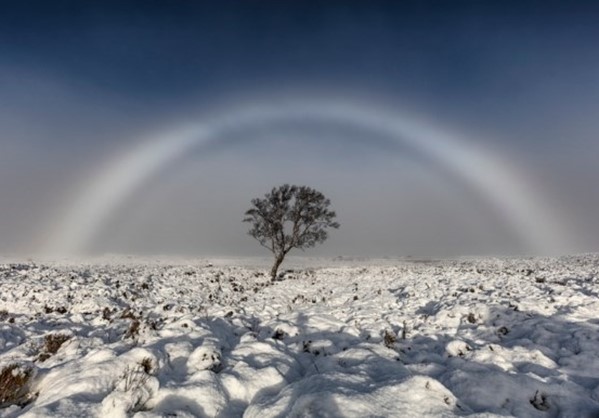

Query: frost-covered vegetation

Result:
[1,255,599,417]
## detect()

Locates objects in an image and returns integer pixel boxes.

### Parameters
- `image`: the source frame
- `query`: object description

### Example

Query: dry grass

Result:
[383,330,397,349]
[125,319,141,339]
[0,363,35,408]
[37,333,71,362]
[120,308,138,320]
[139,357,155,375]
[114,360,156,413]
[43,334,70,355]
[119,364,149,392]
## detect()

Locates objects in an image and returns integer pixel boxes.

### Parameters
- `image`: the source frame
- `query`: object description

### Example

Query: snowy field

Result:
[1,255,599,417]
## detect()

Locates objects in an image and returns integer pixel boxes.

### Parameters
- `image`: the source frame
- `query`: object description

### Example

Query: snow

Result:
[0,255,599,417]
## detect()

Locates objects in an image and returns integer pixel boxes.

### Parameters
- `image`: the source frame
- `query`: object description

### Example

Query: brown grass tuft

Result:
[43,334,70,355]
[0,363,35,407]
[37,333,71,362]
[383,330,397,349]
[139,357,155,375]
[125,319,141,339]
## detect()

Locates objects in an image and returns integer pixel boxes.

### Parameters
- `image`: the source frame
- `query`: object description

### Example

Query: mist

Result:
[1,1,598,258]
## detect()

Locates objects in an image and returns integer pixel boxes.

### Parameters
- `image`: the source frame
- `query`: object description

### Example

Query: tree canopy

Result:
[243,184,339,278]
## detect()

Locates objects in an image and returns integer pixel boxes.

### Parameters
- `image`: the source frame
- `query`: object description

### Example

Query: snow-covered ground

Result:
[1,255,599,417]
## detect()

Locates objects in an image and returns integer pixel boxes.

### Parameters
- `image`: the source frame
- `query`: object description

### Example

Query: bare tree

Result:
[243,185,339,279]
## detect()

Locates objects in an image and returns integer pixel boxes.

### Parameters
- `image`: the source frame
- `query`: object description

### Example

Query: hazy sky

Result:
[1,1,599,258]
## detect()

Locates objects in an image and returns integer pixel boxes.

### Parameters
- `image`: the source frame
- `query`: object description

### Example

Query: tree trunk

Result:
[270,254,285,280]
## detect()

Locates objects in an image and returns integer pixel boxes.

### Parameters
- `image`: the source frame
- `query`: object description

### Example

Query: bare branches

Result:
[243,185,339,278]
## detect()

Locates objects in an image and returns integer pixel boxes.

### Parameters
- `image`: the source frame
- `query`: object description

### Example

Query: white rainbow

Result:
[43,99,570,256]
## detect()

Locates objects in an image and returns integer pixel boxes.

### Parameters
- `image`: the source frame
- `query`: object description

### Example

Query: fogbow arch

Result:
[43,100,568,256]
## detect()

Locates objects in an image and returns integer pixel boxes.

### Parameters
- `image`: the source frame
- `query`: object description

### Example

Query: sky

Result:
[1,0,599,258]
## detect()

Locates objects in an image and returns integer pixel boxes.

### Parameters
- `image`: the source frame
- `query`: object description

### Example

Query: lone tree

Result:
[243,184,339,279]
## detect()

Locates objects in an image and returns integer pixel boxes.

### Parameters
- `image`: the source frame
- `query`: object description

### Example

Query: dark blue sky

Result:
[1,1,598,257]
[3,1,598,125]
